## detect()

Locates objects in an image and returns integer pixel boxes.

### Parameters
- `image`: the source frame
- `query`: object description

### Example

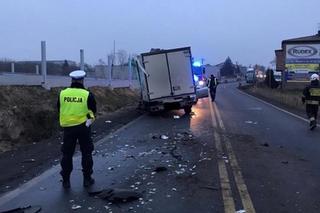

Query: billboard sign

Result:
[285,64,319,81]
[286,44,320,64]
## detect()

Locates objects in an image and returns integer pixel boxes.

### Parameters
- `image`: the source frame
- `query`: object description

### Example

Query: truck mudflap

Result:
[143,94,197,112]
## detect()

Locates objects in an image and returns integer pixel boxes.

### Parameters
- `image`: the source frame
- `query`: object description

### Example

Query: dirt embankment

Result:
[0,86,139,152]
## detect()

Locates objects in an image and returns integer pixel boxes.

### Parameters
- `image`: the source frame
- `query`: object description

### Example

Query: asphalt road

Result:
[1,83,320,213]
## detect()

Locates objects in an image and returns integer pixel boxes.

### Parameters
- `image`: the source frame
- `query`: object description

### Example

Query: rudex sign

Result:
[286,44,320,64]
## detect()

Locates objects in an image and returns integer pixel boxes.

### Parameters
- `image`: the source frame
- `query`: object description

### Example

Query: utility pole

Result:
[113,40,116,65]
[80,49,84,71]
[41,41,47,85]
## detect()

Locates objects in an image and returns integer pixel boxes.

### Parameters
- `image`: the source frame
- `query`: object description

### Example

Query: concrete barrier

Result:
[0,72,140,89]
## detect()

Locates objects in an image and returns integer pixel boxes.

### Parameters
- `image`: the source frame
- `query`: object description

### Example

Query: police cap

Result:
[69,70,86,79]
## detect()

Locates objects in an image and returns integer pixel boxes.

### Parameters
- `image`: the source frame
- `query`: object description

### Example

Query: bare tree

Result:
[117,49,128,66]
[98,58,106,65]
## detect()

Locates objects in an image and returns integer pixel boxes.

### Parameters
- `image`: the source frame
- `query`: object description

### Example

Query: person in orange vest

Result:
[57,70,97,188]
[302,73,320,130]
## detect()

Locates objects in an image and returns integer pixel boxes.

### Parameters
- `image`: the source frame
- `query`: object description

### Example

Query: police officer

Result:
[57,70,97,188]
[208,74,218,101]
[302,73,320,130]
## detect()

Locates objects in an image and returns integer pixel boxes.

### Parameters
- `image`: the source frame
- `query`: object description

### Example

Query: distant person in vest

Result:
[57,70,97,188]
[208,74,218,101]
[302,73,320,130]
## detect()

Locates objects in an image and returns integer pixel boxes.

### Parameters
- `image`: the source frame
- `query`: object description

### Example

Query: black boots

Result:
[61,175,95,188]
[310,118,317,130]
[83,176,95,187]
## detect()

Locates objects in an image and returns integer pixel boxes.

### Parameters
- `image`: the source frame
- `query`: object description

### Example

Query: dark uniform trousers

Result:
[306,103,319,121]
[60,123,94,179]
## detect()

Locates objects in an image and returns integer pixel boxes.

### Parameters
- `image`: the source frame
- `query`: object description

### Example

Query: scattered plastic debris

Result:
[236,210,246,213]
[22,159,36,163]
[105,120,112,123]
[160,135,169,140]
[245,121,258,125]
[175,168,186,175]
[71,204,82,210]
[173,115,180,119]
[199,157,212,162]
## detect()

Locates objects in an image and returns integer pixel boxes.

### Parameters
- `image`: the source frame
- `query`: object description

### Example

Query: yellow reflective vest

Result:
[59,88,94,127]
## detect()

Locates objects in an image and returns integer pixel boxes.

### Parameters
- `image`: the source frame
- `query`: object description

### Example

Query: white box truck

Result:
[135,47,197,114]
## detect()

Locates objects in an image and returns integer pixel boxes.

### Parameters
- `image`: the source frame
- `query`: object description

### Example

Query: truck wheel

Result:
[184,106,192,114]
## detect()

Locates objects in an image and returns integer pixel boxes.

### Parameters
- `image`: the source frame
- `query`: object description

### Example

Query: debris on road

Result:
[245,121,258,125]
[71,204,82,210]
[22,159,36,163]
[262,143,269,147]
[200,185,219,191]
[105,120,112,123]
[89,188,142,204]
[236,210,246,213]
[154,166,168,173]
[173,115,180,119]
[160,135,169,140]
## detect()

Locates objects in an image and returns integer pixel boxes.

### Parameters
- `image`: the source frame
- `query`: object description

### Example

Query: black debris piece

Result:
[89,188,142,203]
[154,166,168,173]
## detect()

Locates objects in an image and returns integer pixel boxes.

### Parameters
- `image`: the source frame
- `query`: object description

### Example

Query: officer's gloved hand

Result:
[301,97,305,104]
[85,119,93,127]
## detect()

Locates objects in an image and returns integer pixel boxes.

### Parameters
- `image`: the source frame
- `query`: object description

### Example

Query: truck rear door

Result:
[143,53,172,100]
[167,48,195,96]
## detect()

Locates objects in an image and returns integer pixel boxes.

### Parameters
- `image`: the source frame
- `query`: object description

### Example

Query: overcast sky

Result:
[0,0,319,67]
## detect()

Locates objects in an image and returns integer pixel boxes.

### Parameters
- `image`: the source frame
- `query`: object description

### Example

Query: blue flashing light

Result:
[192,61,202,67]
